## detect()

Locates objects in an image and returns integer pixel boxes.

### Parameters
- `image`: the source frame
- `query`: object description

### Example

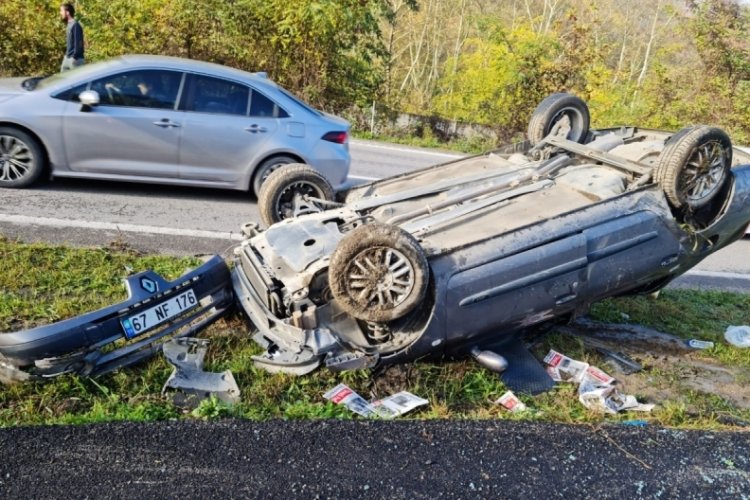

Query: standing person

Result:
[60,3,84,72]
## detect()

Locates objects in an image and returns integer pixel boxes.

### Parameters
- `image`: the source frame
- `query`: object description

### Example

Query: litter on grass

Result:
[495,390,527,412]
[323,383,428,419]
[725,326,750,348]
[544,349,654,415]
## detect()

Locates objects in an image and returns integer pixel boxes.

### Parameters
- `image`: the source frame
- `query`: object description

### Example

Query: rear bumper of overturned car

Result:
[0,256,233,383]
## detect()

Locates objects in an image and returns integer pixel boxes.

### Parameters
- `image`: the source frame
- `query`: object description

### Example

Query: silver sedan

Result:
[0,55,350,195]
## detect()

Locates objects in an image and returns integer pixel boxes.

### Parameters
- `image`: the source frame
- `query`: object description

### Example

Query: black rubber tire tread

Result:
[654,125,732,210]
[329,223,429,323]
[527,93,590,146]
[258,164,334,227]
[252,155,298,197]
[0,126,46,188]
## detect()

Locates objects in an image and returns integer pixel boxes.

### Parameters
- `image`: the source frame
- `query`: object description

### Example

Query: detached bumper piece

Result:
[162,337,240,406]
[0,256,233,384]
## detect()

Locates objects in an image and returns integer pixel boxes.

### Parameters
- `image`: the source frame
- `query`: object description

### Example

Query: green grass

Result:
[352,130,499,155]
[1,237,750,429]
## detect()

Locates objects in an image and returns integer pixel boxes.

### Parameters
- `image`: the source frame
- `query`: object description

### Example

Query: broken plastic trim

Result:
[162,337,240,406]
[0,256,233,383]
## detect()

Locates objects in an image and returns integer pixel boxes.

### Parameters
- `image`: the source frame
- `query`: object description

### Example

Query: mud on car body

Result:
[232,93,750,377]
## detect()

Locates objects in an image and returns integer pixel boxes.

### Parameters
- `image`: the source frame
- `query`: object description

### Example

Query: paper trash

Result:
[544,349,654,414]
[371,391,429,419]
[323,383,377,418]
[544,349,589,382]
[495,390,527,412]
[324,384,428,419]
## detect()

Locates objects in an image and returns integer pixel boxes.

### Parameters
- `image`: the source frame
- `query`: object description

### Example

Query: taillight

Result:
[322,131,348,144]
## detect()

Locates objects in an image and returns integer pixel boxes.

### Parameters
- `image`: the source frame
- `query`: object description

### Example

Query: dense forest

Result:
[2,0,750,142]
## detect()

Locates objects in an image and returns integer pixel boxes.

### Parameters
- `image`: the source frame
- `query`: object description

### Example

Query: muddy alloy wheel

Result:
[0,127,45,188]
[654,125,732,210]
[258,164,335,226]
[527,93,590,146]
[329,223,429,323]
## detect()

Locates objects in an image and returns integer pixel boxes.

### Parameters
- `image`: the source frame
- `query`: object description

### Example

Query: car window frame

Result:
[178,71,289,119]
[53,68,187,111]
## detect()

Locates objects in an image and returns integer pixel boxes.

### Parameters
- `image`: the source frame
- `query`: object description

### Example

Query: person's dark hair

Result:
[62,3,75,17]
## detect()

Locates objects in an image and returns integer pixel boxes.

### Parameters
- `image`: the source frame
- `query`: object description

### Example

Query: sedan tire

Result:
[0,127,45,188]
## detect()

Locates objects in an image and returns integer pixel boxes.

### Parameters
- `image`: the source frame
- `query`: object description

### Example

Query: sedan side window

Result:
[250,90,289,118]
[53,82,89,102]
[89,70,182,109]
[185,74,249,116]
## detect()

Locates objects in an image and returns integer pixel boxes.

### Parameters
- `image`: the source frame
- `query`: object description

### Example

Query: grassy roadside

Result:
[1,237,749,429]
[352,130,499,155]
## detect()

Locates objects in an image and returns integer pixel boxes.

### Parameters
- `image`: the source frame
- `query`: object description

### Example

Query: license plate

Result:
[121,289,197,339]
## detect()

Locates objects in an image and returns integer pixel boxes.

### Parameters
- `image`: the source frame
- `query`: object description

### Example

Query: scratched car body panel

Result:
[232,94,750,376]
[0,256,233,383]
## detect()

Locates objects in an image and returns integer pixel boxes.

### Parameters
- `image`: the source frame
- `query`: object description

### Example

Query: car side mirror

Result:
[79,90,100,111]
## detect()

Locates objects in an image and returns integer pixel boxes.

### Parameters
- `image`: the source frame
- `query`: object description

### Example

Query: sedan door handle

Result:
[153,119,181,128]
[244,124,267,133]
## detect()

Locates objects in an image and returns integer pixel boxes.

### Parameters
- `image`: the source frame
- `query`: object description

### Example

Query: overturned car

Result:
[233,93,750,385]
[2,93,750,391]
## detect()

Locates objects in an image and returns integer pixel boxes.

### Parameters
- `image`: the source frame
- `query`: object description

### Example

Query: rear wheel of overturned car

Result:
[527,93,590,146]
[258,164,335,226]
[0,127,46,188]
[329,223,429,324]
[655,125,732,210]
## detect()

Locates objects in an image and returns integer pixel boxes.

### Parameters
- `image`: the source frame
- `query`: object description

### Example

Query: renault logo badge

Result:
[140,277,158,293]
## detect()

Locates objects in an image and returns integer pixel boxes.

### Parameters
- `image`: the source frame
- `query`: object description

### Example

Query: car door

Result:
[178,73,281,184]
[62,69,184,177]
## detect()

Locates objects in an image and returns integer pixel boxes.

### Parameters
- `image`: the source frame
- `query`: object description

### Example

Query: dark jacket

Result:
[65,20,84,59]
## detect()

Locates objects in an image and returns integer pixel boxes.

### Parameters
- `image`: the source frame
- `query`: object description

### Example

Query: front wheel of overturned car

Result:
[655,125,732,211]
[0,127,46,188]
[329,223,429,323]
[258,164,335,226]
[527,93,590,146]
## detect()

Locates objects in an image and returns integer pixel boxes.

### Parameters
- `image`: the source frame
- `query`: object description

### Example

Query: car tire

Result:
[654,125,732,210]
[258,164,335,226]
[252,155,299,197]
[0,127,46,188]
[329,223,429,323]
[527,93,590,146]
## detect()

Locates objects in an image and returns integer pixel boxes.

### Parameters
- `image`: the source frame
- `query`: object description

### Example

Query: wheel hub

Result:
[347,247,415,309]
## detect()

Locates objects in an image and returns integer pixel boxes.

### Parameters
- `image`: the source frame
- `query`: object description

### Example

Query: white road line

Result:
[3,213,750,280]
[682,269,750,280]
[351,139,465,159]
[0,214,245,241]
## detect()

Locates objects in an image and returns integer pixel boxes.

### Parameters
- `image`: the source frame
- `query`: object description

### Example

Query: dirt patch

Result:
[559,320,750,412]
[614,353,750,409]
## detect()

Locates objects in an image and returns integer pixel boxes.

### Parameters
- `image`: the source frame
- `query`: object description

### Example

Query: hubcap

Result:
[0,135,32,182]
[547,107,585,141]
[680,141,727,203]
[345,246,415,309]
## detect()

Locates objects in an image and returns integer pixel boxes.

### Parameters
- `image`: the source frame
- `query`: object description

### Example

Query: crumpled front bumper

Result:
[0,255,233,384]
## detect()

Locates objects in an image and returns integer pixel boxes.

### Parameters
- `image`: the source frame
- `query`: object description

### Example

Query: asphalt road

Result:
[0,139,748,284]
[0,419,748,499]
[0,139,462,256]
